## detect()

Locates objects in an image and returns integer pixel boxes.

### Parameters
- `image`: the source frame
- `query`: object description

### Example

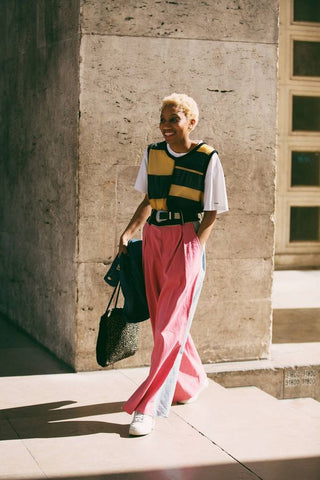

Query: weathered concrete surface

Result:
[77,0,278,370]
[81,0,278,44]
[0,1,80,366]
[0,0,278,371]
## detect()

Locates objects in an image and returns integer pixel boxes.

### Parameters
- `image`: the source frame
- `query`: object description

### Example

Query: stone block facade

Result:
[0,0,278,371]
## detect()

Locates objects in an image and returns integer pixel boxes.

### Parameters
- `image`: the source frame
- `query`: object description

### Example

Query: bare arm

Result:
[118,194,152,255]
[197,210,217,247]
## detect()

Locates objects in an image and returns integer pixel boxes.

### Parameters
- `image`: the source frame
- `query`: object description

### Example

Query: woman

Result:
[118,93,228,436]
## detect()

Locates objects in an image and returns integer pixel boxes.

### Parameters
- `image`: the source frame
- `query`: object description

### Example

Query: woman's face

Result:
[159,105,194,147]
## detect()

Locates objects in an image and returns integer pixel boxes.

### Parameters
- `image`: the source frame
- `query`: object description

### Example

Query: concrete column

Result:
[0,0,80,366]
[76,0,278,370]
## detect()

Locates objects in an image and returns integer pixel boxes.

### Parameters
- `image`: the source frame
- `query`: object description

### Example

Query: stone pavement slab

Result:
[0,370,259,480]
[1,368,320,480]
[281,397,320,420]
[172,381,320,480]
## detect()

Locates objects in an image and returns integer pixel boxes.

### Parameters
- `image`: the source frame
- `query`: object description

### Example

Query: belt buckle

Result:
[155,210,168,223]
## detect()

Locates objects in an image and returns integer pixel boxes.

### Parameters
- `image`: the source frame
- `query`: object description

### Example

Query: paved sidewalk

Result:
[0,316,320,479]
[272,270,320,309]
[1,367,320,480]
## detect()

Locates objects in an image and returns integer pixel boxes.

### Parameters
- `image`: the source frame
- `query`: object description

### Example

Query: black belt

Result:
[148,210,200,226]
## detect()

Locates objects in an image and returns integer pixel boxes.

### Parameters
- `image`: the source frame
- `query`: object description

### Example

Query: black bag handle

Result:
[106,281,121,312]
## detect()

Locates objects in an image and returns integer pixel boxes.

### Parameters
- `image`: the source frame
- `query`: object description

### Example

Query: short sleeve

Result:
[203,152,229,214]
[134,149,148,194]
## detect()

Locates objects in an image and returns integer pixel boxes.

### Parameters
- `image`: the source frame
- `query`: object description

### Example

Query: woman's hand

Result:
[117,194,151,257]
[197,234,206,248]
[197,211,217,246]
[118,234,129,256]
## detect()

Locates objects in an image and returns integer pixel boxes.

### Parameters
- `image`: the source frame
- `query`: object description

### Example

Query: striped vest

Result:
[147,141,216,213]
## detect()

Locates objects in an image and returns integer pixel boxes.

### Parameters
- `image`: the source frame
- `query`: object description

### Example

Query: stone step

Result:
[173,379,320,480]
[204,342,320,401]
[219,385,320,424]
[217,384,320,423]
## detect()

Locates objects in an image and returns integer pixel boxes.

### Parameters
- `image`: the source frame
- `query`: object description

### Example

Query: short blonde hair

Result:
[161,93,199,129]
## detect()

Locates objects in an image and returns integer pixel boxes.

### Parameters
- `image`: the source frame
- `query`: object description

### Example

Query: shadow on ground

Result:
[1,399,320,479]
[0,400,128,439]
[3,458,320,480]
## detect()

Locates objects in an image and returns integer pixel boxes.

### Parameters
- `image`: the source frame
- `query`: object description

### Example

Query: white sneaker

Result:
[129,411,155,436]
[178,378,209,404]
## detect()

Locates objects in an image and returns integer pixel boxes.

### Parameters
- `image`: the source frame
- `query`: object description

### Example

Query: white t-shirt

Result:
[134,142,229,214]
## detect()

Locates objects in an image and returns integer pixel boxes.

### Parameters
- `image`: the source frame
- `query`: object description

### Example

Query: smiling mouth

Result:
[163,131,175,137]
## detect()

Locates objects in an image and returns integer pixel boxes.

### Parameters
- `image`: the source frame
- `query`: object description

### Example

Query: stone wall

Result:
[76,0,278,370]
[0,1,80,366]
[0,1,278,371]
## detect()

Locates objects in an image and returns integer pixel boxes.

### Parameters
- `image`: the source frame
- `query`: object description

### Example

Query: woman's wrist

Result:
[120,232,129,245]
[118,232,130,255]
[197,232,207,247]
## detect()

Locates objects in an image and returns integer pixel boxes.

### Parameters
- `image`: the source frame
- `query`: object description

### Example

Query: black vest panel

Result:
[147,141,216,213]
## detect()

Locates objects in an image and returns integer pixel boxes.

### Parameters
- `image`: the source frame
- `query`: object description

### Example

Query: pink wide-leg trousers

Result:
[122,221,208,417]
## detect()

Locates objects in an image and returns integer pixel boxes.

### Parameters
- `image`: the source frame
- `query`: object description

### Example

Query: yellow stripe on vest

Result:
[197,144,215,155]
[175,166,204,176]
[148,150,174,175]
[149,198,168,210]
[169,184,202,202]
